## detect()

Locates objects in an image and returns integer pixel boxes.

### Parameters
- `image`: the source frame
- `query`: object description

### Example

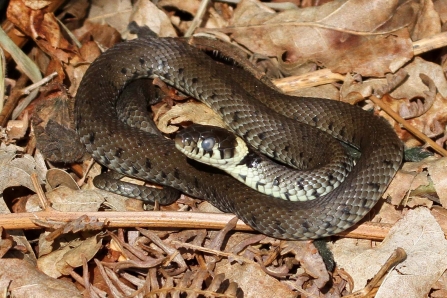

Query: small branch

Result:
[0,211,253,231]
[185,0,211,37]
[215,0,298,10]
[273,68,345,91]
[10,72,58,120]
[413,31,447,56]
[31,173,48,210]
[21,71,57,95]
[344,248,407,297]
[0,210,396,240]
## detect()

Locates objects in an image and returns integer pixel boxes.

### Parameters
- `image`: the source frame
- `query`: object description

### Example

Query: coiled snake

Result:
[75,36,403,240]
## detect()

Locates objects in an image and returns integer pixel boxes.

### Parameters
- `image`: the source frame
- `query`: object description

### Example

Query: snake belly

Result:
[75,37,403,240]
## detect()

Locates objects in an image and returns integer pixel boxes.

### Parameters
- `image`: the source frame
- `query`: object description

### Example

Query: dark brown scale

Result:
[75,37,403,240]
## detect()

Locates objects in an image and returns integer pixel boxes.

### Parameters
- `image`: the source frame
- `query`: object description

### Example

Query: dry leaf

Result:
[281,241,329,288]
[156,101,227,134]
[214,0,415,76]
[0,258,82,297]
[37,244,72,278]
[0,151,44,194]
[46,168,79,191]
[8,1,81,65]
[6,112,28,140]
[55,234,103,275]
[393,57,447,100]
[88,0,133,35]
[411,0,441,41]
[333,208,447,295]
[127,0,177,39]
[24,0,51,10]
[4,0,447,296]
[43,186,105,212]
[215,262,296,298]
[434,0,447,23]
[401,157,447,207]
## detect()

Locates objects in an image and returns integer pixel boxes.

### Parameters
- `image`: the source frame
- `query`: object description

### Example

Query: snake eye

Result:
[201,137,215,151]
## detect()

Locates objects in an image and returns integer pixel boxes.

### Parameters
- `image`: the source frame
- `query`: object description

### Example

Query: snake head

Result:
[174,124,245,166]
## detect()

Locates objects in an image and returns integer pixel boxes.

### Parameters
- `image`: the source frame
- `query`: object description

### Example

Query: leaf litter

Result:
[1,0,447,297]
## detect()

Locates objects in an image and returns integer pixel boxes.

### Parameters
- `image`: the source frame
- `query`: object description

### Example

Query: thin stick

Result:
[11,72,58,120]
[413,31,447,56]
[21,71,57,95]
[0,211,252,231]
[184,0,211,37]
[344,248,407,297]
[0,211,394,240]
[31,173,48,210]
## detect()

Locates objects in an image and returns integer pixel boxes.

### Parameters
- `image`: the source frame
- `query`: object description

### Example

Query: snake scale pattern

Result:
[75,36,403,240]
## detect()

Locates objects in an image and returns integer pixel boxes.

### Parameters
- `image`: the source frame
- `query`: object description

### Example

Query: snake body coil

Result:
[75,37,403,240]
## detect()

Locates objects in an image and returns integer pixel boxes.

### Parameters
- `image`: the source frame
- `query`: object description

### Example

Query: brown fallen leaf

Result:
[333,208,447,296]
[127,0,177,39]
[0,227,14,258]
[0,151,44,194]
[7,0,82,65]
[400,157,447,207]
[204,0,416,76]
[281,241,330,289]
[0,258,82,297]
[87,0,133,36]
[156,100,227,134]
[215,262,296,298]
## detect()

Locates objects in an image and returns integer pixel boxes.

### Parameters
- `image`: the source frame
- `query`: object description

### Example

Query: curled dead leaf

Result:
[156,101,227,134]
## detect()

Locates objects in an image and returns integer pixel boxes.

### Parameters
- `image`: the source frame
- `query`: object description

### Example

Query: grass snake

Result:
[75,36,403,240]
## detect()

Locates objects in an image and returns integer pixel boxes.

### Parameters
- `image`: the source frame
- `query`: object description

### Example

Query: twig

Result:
[0,211,396,240]
[214,0,298,10]
[21,71,57,95]
[171,240,257,264]
[10,72,58,120]
[31,173,48,210]
[344,248,407,297]
[273,68,345,91]
[413,31,447,56]
[0,211,253,231]
[338,222,393,241]
[185,0,211,37]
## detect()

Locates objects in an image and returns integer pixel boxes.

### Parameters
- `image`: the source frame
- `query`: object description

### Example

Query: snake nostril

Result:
[174,135,184,146]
